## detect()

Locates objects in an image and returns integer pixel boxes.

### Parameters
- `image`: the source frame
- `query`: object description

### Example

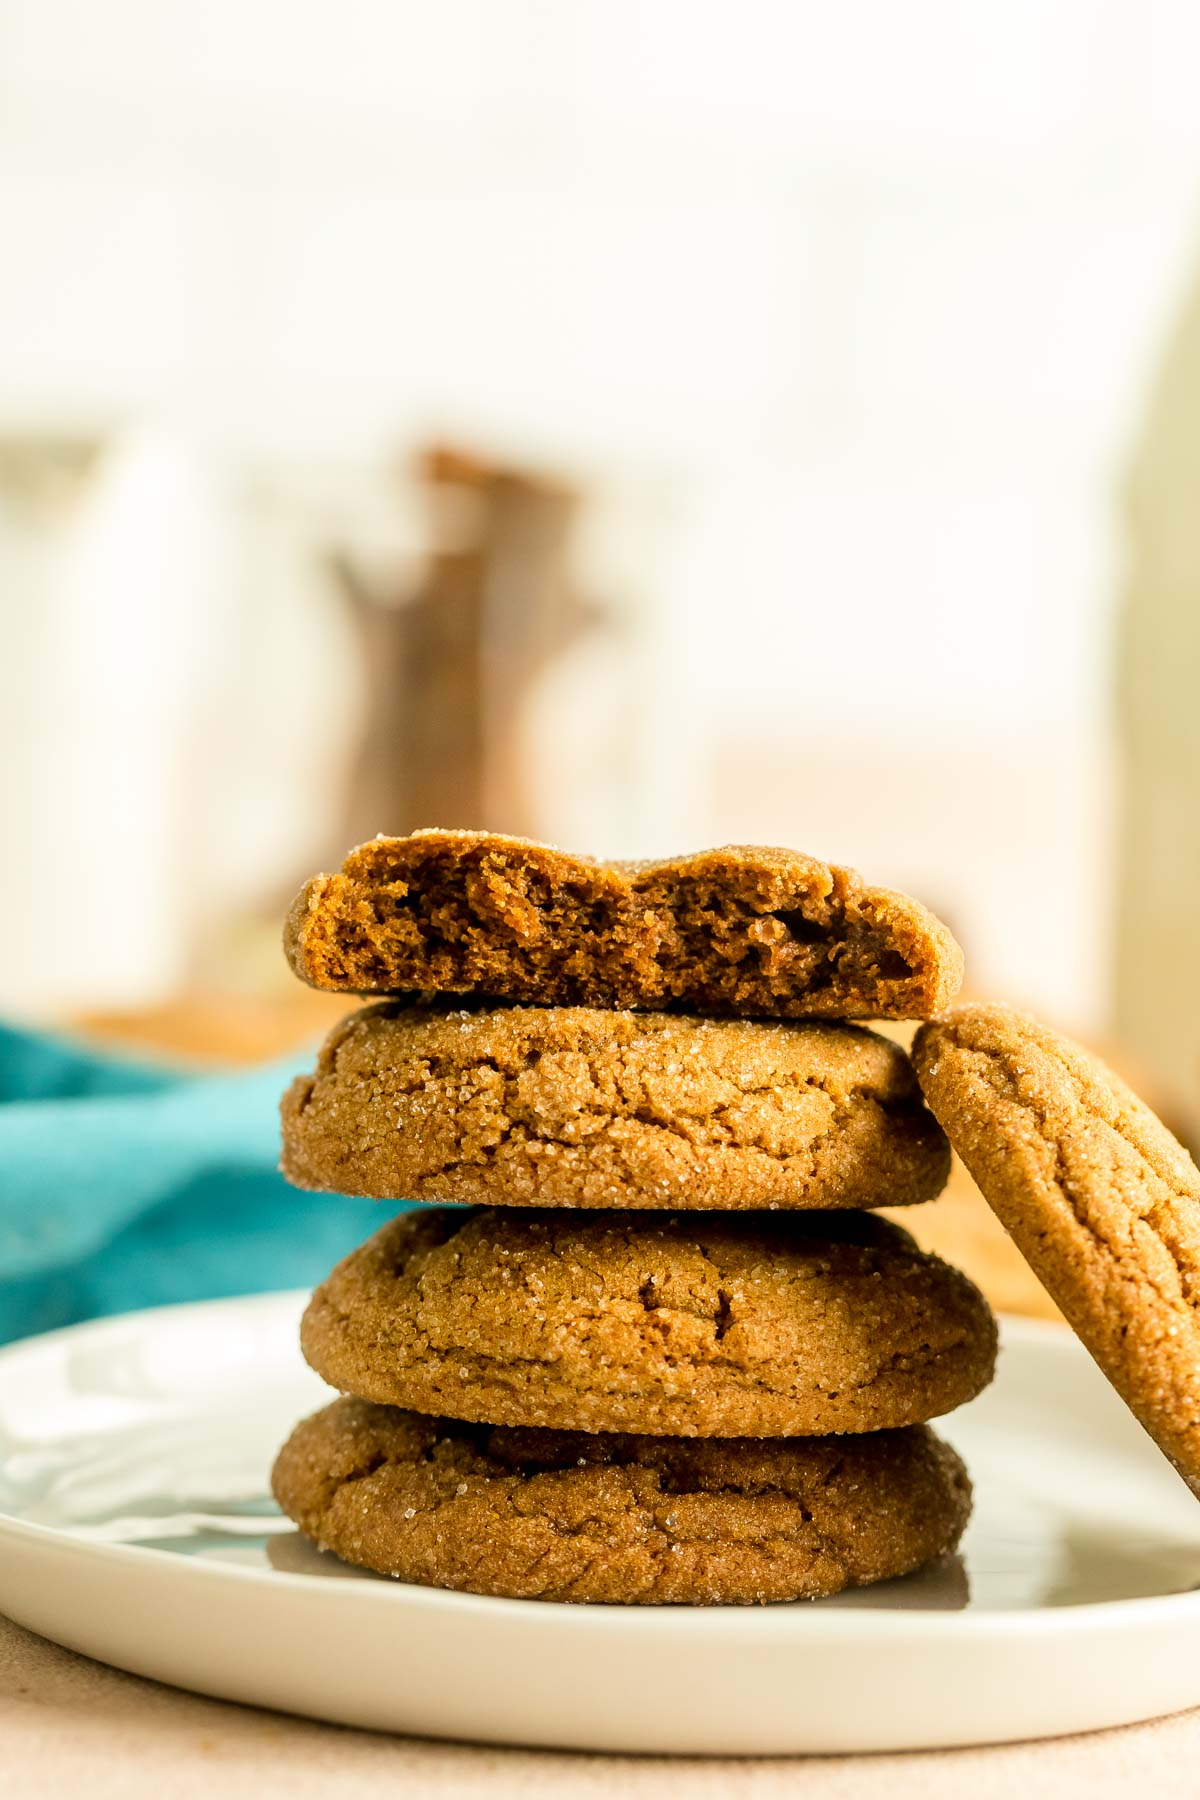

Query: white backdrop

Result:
[2,0,1198,1025]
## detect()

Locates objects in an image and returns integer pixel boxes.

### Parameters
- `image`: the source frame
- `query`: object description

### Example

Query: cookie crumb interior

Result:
[288,833,962,1020]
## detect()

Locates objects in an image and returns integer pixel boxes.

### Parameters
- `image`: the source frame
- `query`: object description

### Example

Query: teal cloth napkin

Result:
[0,1022,392,1343]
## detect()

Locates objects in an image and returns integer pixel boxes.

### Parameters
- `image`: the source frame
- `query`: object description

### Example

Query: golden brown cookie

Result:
[281,1003,950,1211]
[272,1399,971,1604]
[284,830,963,1021]
[913,1002,1200,1495]
[300,1206,996,1436]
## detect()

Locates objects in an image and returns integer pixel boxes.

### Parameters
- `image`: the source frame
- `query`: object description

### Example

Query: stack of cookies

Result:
[271,832,997,1604]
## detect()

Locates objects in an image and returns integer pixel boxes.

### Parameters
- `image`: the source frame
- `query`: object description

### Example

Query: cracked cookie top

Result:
[281,1003,950,1211]
[271,1398,972,1603]
[914,1002,1200,1496]
[300,1205,996,1437]
[283,830,963,1021]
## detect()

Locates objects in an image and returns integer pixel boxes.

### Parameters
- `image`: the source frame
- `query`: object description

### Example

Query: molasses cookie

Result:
[281,1003,950,1211]
[300,1207,996,1437]
[914,1002,1200,1495]
[284,830,963,1021]
[272,1398,972,1604]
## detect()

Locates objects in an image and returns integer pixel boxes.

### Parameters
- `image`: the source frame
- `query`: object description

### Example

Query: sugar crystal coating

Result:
[300,1205,997,1437]
[272,1398,972,1603]
[281,1002,951,1211]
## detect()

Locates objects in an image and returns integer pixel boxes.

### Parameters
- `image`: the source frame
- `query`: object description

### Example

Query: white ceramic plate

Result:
[0,1295,1198,1755]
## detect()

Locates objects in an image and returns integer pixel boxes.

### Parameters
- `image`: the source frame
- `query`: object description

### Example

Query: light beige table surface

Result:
[2,1609,1198,1800]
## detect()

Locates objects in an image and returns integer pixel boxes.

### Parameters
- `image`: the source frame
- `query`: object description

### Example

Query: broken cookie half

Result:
[284,829,963,1021]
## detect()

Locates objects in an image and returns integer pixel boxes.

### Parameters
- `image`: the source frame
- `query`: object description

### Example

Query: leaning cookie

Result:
[914,1002,1200,1496]
[284,830,963,1021]
[272,1399,972,1604]
[300,1207,996,1437]
[281,1004,950,1211]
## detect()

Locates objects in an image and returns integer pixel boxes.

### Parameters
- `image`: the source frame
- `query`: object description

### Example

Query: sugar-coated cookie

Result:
[272,1399,972,1604]
[281,1003,950,1211]
[915,1002,1200,1495]
[300,1206,996,1437]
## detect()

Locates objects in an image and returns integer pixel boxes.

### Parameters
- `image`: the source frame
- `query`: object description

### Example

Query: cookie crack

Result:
[320,1056,923,1165]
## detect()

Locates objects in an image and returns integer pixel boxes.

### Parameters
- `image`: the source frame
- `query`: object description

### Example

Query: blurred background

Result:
[3,1,1200,1328]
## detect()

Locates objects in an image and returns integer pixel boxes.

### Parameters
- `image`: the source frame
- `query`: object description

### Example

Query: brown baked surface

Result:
[271,1398,971,1604]
[281,1003,950,1211]
[300,1206,996,1437]
[914,1002,1200,1495]
[283,830,963,1021]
